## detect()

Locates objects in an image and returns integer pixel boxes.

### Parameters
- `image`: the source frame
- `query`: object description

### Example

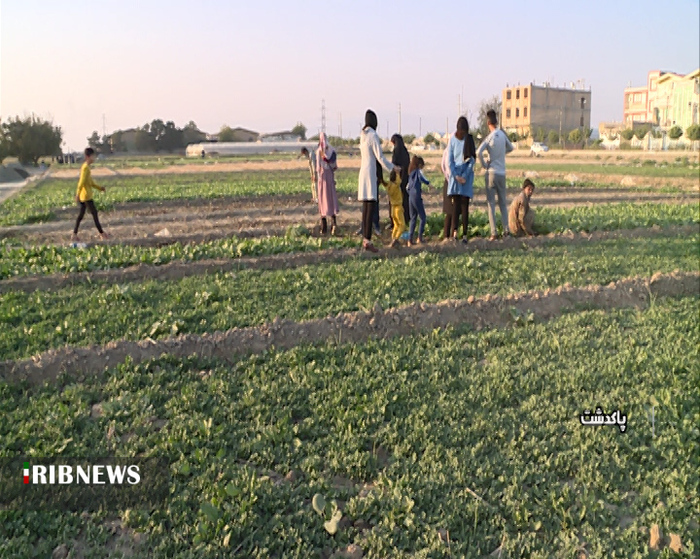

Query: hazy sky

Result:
[1,0,699,149]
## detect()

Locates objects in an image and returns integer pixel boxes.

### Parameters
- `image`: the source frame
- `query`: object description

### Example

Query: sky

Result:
[1,0,699,150]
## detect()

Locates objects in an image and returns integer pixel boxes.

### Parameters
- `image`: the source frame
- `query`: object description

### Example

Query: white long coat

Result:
[358,127,395,201]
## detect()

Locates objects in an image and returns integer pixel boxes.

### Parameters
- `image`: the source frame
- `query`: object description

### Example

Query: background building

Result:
[502,83,592,139]
[623,69,700,129]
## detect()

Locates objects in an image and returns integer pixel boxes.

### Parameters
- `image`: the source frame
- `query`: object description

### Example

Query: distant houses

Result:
[259,131,303,142]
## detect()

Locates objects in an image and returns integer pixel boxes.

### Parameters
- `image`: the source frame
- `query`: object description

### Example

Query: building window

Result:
[580,97,586,109]
[524,107,528,117]
[506,90,511,100]
[516,108,520,118]
[580,116,584,126]
[516,89,520,99]
[524,89,528,98]
[506,109,511,118]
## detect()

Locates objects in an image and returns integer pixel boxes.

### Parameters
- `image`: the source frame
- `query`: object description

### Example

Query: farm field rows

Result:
[0,156,698,558]
[1,297,698,557]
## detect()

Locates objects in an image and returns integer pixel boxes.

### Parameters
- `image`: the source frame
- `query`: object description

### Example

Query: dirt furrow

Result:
[1,271,696,386]
[1,225,696,295]
[2,191,695,246]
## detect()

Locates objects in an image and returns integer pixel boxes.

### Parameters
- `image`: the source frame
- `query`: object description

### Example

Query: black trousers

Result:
[450,195,470,238]
[74,200,103,234]
[362,200,377,240]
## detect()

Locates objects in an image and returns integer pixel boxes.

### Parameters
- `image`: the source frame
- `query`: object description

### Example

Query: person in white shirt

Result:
[476,109,514,240]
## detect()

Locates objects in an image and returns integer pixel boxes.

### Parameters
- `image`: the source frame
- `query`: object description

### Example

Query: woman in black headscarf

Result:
[391,134,411,226]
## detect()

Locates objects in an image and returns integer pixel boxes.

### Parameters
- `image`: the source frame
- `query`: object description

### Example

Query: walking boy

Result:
[73,147,109,241]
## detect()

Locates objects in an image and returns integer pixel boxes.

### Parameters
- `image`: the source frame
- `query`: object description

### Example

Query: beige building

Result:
[623,69,700,129]
[502,83,592,139]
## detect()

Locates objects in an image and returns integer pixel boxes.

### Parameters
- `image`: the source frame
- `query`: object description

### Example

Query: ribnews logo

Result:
[23,461,141,485]
[3,458,169,511]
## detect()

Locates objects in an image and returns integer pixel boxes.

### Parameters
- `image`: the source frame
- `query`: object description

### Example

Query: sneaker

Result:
[364,242,379,253]
[330,225,337,236]
[400,232,409,241]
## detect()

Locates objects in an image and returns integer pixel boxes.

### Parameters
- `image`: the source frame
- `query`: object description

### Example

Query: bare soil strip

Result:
[2,271,696,386]
[1,190,695,246]
[1,225,695,294]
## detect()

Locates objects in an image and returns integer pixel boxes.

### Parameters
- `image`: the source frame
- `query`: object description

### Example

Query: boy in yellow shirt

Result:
[73,147,109,241]
[385,170,406,247]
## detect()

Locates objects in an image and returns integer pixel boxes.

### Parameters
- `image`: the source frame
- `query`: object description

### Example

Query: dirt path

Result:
[2,270,696,386]
[1,189,695,247]
[1,225,695,294]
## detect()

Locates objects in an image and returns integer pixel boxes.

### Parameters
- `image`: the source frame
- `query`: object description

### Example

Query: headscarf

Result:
[391,133,410,178]
[318,132,336,160]
[363,109,378,131]
[457,116,476,160]
[317,132,336,170]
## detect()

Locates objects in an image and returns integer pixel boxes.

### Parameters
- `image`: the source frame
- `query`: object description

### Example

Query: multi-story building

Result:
[623,69,700,129]
[501,83,592,139]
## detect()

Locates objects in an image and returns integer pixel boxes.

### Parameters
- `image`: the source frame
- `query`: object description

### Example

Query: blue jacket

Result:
[447,134,475,198]
[407,169,430,197]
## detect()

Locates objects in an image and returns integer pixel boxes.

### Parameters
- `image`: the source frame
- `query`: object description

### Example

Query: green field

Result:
[1,297,697,557]
[1,203,696,279]
[1,234,696,361]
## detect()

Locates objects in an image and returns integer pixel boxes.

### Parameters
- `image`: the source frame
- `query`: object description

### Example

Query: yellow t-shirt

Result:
[76,163,103,202]
[385,178,403,206]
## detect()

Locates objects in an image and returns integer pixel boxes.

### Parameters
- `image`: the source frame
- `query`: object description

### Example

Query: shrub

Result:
[668,126,683,140]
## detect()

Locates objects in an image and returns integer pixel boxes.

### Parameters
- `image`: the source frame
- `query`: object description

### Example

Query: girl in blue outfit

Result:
[406,155,430,246]
[448,116,476,243]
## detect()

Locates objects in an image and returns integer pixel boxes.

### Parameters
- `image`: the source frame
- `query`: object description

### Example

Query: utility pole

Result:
[398,103,402,134]
[419,117,422,137]
[458,94,461,117]
[321,99,326,135]
[559,107,563,148]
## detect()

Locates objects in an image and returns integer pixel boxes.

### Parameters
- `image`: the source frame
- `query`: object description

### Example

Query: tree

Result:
[476,96,501,140]
[0,132,8,164]
[620,129,635,141]
[568,128,583,144]
[182,121,206,145]
[547,130,559,145]
[135,125,156,152]
[218,125,236,142]
[1,115,62,165]
[668,125,683,140]
[159,121,184,152]
[291,122,307,140]
[686,124,700,141]
[403,134,416,144]
[633,124,652,139]
[507,132,518,142]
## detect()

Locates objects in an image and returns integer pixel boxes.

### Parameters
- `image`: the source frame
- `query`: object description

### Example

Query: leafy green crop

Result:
[1,297,697,557]
[0,234,697,360]
[1,203,697,279]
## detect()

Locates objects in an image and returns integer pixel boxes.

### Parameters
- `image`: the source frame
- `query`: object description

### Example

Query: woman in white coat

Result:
[358,109,400,252]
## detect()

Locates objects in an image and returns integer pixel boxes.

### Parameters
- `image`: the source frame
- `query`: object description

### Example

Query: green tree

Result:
[134,125,156,152]
[218,125,236,142]
[668,125,683,140]
[1,115,62,165]
[507,132,518,142]
[476,96,501,140]
[686,124,700,141]
[403,134,416,144]
[633,124,652,139]
[568,129,583,144]
[423,133,436,145]
[534,127,546,143]
[110,131,127,152]
[547,130,559,145]
[159,121,184,152]
[182,121,206,145]
[291,122,307,140]
[620,129,635,141]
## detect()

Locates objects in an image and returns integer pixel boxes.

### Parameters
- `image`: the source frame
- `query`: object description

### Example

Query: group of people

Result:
[73,112,535,246]
[353,108,537,252]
